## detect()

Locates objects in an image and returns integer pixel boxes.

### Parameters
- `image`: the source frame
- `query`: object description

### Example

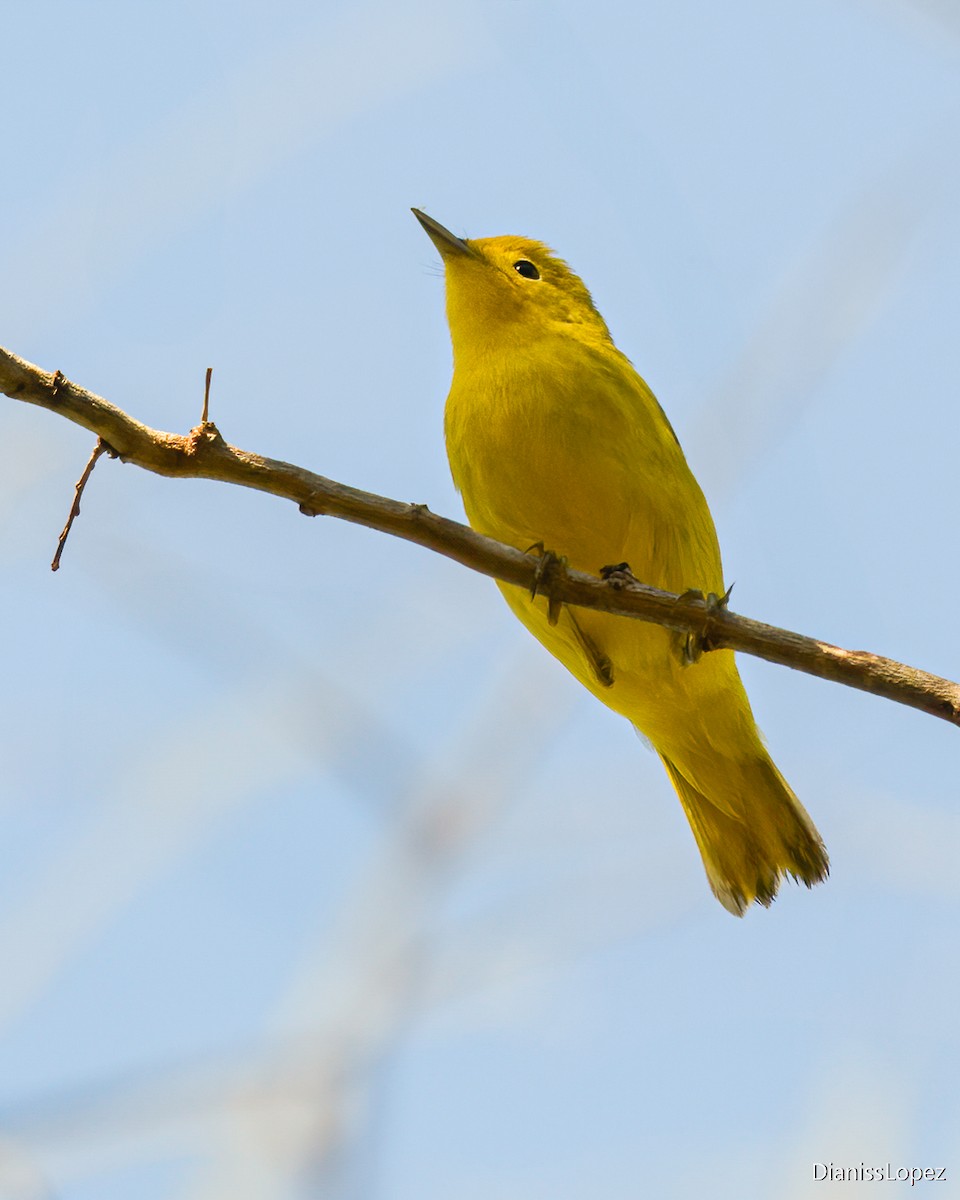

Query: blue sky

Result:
[2,1,959,1197]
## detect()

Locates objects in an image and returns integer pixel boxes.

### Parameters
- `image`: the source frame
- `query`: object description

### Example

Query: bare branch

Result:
[3,343,958,728]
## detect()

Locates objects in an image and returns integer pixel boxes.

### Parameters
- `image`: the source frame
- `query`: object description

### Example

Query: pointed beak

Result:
[412,208,474,258]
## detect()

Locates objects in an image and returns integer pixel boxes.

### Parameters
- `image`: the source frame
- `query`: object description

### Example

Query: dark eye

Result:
[513,259,540,280]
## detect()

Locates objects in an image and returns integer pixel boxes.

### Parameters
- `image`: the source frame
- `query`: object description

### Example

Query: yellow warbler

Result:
[414,209,828,915]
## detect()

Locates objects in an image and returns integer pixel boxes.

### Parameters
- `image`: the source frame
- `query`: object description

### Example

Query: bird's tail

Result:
[658,748,829,916]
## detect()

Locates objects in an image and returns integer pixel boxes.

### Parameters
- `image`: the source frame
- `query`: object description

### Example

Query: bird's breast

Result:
[445,345,668,578]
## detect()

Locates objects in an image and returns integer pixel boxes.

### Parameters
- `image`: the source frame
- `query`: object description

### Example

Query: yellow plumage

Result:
[414,209,828,914]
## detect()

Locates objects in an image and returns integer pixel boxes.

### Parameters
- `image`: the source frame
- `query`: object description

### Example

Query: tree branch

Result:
[3,342,958,728]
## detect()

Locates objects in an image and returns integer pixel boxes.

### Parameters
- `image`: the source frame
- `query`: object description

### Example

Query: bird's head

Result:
[413,209,612,363]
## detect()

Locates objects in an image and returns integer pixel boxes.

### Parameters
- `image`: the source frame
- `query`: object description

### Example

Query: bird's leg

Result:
[566,609,615,687]
[527,547,616,685]
[675,584,734,664]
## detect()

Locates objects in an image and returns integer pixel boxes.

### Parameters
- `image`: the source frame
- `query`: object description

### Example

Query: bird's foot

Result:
[599,561,639,589]
[526,542,568,626]
[675,584,734,664]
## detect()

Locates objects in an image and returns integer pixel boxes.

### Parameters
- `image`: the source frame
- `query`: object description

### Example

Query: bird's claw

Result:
[675,584,734,664]
[526,542,567,626]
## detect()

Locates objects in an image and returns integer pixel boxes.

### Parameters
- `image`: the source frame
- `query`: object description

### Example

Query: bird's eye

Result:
[513,259,540,280]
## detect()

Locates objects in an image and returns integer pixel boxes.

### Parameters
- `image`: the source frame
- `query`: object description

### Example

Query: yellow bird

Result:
[414,209,828,915]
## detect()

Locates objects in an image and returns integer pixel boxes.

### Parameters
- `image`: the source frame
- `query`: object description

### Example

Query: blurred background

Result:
[2,1,959,1196]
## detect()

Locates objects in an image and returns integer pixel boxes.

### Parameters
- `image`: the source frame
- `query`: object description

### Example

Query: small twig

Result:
[202,367,212,425]
[51,439,110,572]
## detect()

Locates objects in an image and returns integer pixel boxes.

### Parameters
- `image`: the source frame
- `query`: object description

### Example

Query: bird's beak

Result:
[412,208,474,258]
